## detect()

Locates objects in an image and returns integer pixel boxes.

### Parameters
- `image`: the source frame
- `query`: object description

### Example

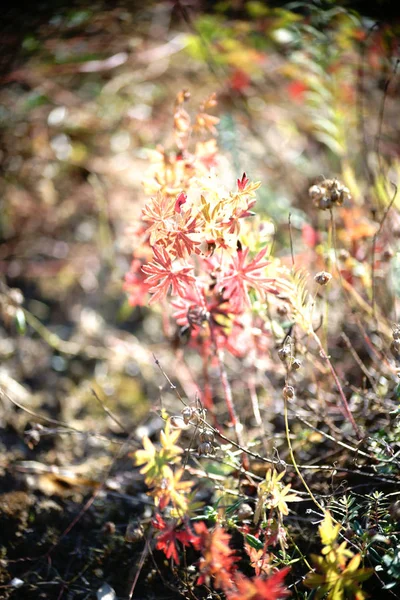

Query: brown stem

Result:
[208,323,248,468]
[312,331,362,440]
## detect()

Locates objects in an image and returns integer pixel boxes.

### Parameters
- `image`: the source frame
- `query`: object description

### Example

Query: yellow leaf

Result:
[319,511,341,547]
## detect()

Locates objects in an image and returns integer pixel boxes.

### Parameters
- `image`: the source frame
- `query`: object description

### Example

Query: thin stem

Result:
[312,330,362,440]
[283,395,327,518]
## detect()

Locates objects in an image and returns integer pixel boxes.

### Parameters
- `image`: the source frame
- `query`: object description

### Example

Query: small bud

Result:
[314,271,332,286]
[277,304,289,317]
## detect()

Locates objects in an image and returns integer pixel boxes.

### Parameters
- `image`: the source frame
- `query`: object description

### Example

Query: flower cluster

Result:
[125,92,292,359]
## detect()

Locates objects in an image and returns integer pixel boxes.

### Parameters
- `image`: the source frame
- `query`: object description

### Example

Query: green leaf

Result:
[15,309,26,335]
[245,534,264,550]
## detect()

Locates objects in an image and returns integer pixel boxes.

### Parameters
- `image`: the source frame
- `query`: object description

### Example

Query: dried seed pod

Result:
[392,325,400,340]
[278,346,291,362]
[199,429,214,444]
[198,442,213,456]
[283,385,295,400]
[181,406,194,425]
[291,358,302,371]
[125,523,143,543]
[325,178,338,191]
[314,271,332,286]
[309,178,351,210]
[391,339,400,358]
[309,185,323,201]
[330,189,340,202]
[338,186,351,205]
[317,196,333,211]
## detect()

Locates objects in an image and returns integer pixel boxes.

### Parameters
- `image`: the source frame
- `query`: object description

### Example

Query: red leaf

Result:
[175,192,187,214]
[237,172,249,191]
[227,568,291,600]
[154,518,200,565]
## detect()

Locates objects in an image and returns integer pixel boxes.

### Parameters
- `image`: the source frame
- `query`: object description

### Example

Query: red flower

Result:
[141,246,196,305]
